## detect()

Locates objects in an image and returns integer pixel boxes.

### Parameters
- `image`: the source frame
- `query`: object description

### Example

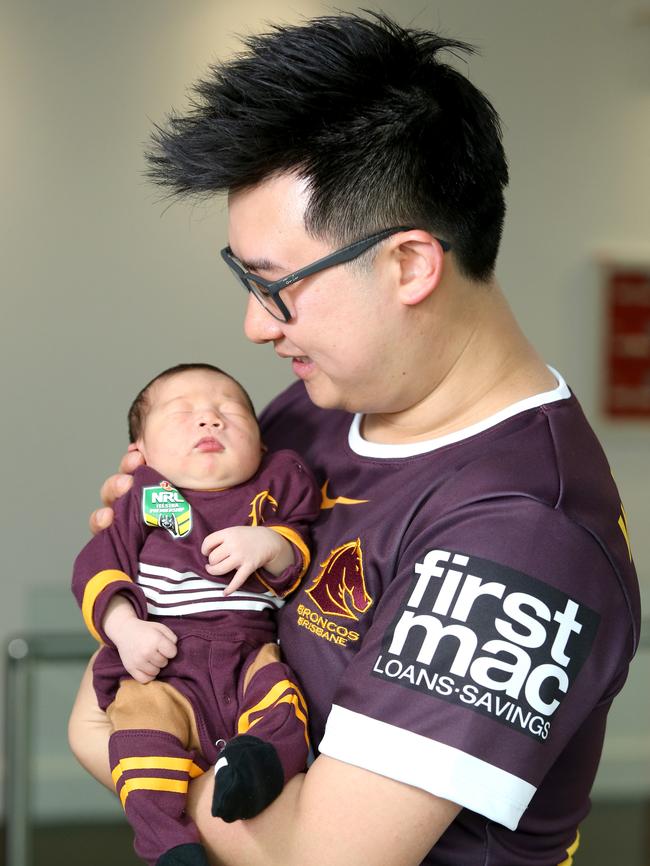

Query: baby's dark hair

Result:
[128,363,255,443]
[146,11,508,281]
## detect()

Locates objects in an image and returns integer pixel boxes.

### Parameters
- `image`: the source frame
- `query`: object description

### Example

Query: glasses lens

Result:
[245,278,286,322]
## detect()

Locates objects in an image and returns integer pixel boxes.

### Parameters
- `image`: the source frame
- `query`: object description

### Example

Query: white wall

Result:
[2,0,648,817]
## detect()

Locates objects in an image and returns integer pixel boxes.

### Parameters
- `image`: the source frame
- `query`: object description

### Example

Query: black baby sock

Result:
[157,842,210,866]
[211,734,284,823]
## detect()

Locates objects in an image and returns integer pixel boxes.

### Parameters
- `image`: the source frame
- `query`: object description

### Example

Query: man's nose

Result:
[243,293,284,344]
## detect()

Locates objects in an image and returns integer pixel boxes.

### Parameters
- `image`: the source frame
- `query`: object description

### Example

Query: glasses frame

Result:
[221,226,451,322]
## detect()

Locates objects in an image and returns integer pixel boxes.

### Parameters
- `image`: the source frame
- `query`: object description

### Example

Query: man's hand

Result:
[89,447,145,534]
[102,595,177,683]
[201,526,294,595]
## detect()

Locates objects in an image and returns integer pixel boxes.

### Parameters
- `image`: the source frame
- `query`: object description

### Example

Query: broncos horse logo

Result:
[248,491,279,526]
[305,539,372,621]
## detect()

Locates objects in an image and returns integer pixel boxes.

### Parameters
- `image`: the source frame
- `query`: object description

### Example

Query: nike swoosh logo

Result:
[320,480,369,510]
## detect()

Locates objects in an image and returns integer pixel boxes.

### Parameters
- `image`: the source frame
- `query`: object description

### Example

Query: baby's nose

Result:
[198,411,223,427]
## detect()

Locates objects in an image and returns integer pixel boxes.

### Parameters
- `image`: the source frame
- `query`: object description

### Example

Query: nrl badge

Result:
[142,480,192,538]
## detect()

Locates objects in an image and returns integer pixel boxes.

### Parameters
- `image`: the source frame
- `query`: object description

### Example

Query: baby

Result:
[72,363,320,866]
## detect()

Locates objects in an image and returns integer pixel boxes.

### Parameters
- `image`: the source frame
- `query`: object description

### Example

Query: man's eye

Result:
[250,281,271,298]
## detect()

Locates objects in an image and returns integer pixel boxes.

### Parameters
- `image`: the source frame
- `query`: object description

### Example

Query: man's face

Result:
[137,369,262,490]
[227,173,412,414]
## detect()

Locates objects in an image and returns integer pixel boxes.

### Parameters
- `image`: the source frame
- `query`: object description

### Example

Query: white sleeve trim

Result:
[318,705,535,831]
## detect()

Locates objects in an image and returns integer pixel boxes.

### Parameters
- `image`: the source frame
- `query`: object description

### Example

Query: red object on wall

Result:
[604,269,650,418]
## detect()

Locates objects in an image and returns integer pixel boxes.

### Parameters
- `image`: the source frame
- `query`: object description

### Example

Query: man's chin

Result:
[303,379,351,413]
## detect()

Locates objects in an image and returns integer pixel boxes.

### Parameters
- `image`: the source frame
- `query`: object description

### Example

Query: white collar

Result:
[348,367,571,458]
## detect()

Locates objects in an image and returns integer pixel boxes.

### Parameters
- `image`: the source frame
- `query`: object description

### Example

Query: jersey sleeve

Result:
[317,497,636,830]
[254,449,321,597]
[71,475,150,645]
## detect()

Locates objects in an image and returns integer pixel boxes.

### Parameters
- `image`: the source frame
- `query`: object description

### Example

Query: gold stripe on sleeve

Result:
[557,830,580,866]
[81,569,133,643]
[618,506,632,561]
[268,525,311,590]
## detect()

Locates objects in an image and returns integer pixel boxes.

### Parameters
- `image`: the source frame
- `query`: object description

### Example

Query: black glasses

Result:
[221,227,451,322]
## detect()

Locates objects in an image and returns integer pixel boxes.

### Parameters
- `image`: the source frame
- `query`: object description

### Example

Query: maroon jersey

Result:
[72,449,320,646]
[261,370,640,866]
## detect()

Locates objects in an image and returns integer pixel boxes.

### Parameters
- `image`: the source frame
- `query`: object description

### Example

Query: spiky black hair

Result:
[146,12,509,281]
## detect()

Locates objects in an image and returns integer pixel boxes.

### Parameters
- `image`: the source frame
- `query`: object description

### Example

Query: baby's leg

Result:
[212,643,309,823]
[107,680,210,866]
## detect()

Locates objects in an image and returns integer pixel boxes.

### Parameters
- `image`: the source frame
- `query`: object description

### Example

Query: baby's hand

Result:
[112,618,178,684]
[201,526,293,595]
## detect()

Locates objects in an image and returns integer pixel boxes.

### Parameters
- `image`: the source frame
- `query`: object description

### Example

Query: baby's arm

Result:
[102,595,177,683]
[202,526,293,595]
[202,451,321,597]
[72,468,176,680]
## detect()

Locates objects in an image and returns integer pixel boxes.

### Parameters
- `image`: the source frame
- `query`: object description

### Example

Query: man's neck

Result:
[362,284,558,445]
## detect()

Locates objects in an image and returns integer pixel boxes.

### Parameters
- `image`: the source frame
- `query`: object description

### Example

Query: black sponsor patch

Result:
[371,549,600,741]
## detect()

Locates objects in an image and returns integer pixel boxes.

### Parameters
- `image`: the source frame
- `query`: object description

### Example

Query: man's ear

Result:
[395,234,446,306]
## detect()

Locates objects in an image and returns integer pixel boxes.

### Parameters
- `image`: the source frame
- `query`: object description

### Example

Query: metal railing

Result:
[4,632,96,866]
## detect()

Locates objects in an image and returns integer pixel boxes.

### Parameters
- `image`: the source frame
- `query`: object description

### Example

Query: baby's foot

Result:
[157,842,210,865]
[211,734,284,823]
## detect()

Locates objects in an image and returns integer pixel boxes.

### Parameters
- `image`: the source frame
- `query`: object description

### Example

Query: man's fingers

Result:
[89,507,114,535]
[119,448,145,475]
[92,462,138,535]
[100,473,134,508]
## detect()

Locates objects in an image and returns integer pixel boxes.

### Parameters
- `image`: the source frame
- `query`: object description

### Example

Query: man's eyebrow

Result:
[231,249,284,274]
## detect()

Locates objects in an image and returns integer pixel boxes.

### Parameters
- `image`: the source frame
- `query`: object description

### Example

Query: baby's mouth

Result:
[194,436,224,453]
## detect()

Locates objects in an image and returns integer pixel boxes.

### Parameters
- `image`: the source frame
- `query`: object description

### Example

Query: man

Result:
[69,13,640,865]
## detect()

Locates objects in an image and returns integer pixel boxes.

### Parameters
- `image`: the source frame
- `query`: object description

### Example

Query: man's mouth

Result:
[291,356,315,379]
[194,436,224,453]
[275,349,316,379]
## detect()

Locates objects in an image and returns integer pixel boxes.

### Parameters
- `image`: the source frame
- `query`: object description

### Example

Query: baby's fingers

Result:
[130,663,159,684]
[156,638,178,660]
[201,531,224,557]
[153,623,178,644]
[132,672,156,684]
[205,555,235,577]
[224,565,254,596]
[148,649,170,669]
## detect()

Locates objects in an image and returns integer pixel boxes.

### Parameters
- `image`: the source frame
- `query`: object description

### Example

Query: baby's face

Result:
[136,369,262,490]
